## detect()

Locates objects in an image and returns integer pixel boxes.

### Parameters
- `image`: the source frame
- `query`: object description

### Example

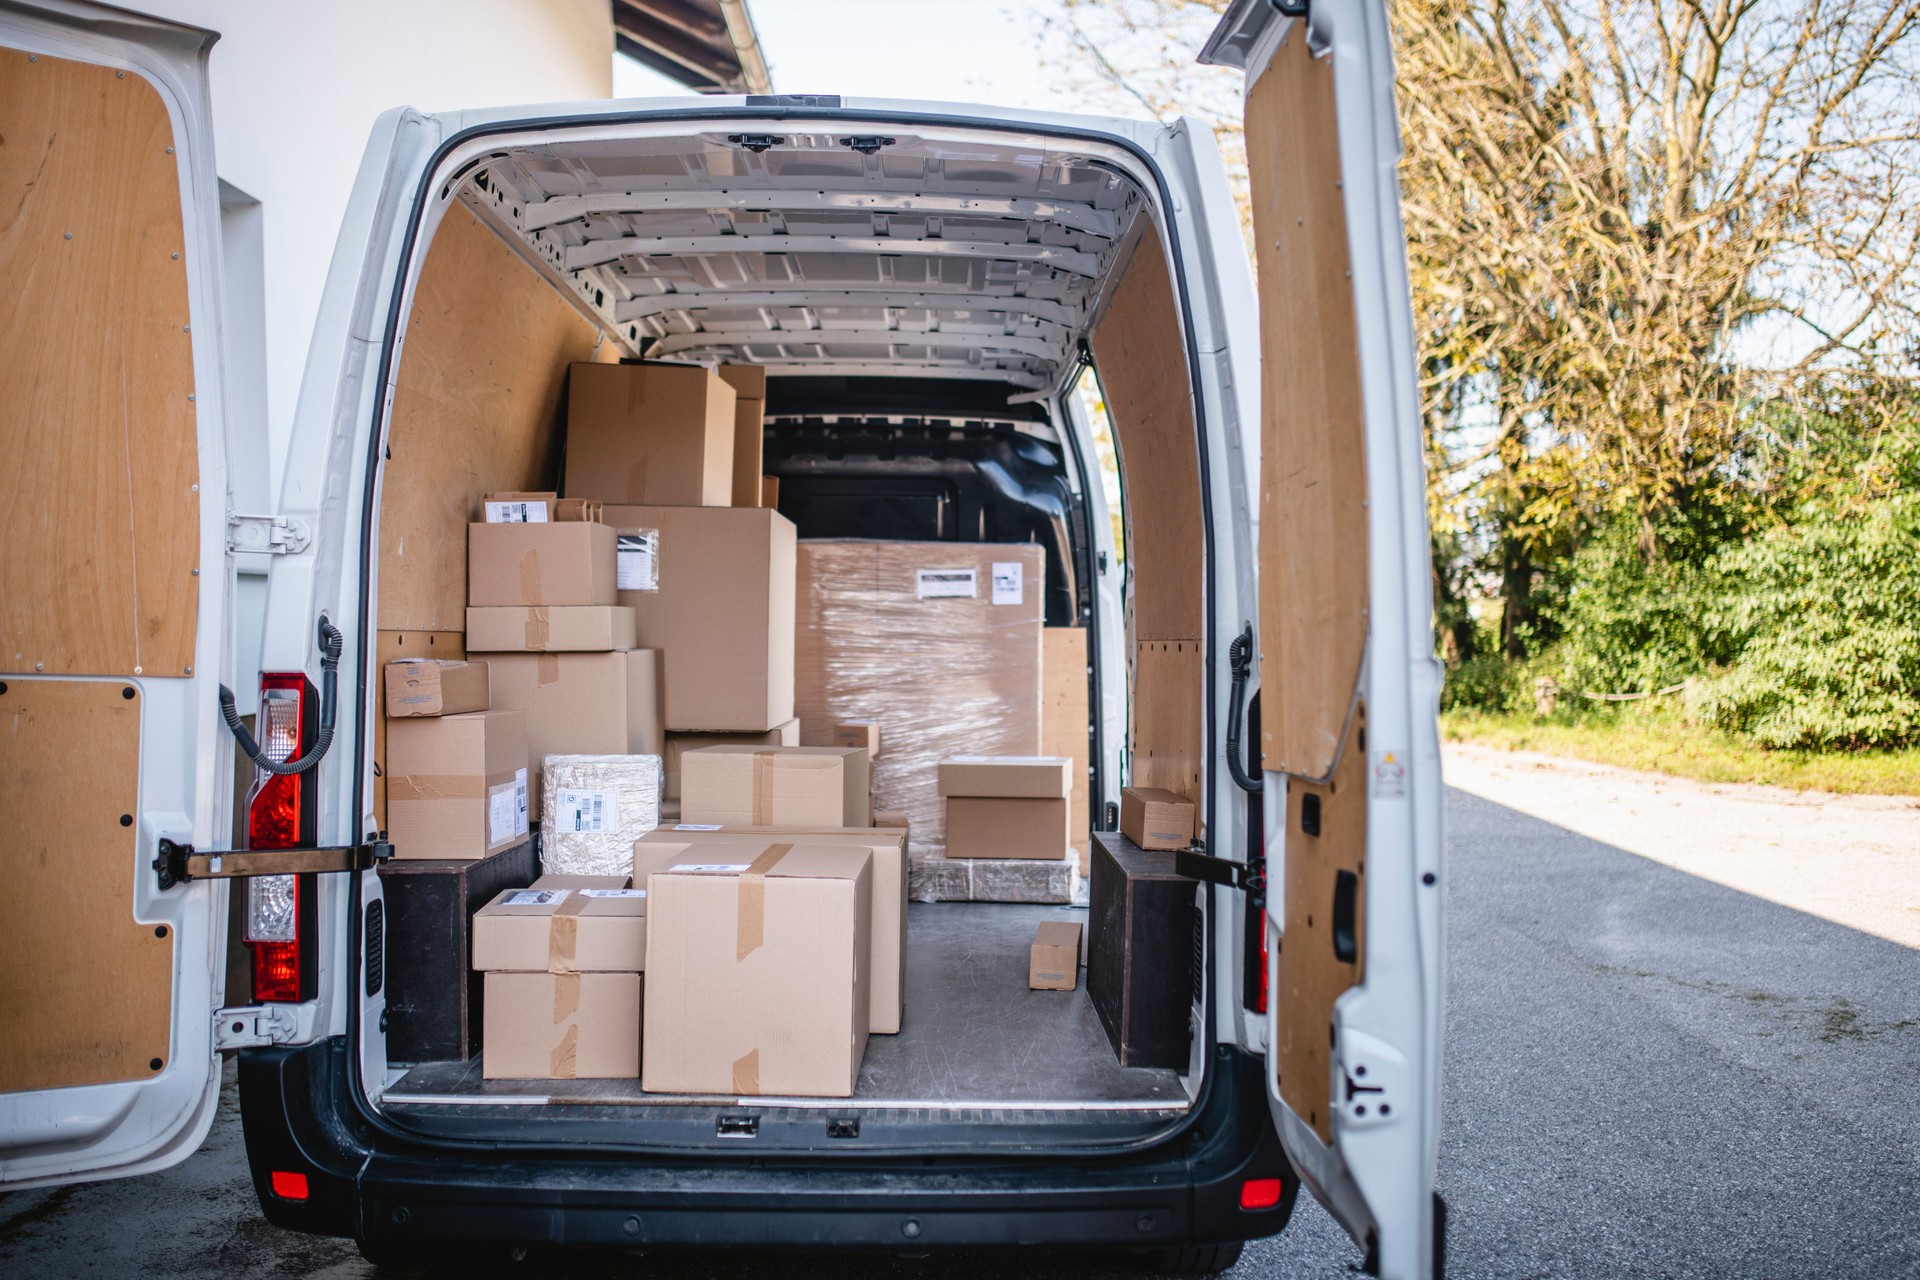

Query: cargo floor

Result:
[384,902,1187,1111]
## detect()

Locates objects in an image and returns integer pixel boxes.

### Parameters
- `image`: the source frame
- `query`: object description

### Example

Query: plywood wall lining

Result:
[377,202,604,631]
[1132,640,1204,806]
[0,681,174,1093]
[1247,32,1371,782]
[0,48,200,678]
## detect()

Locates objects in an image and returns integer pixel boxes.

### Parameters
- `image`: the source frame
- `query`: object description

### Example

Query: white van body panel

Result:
[0,0,237,1190]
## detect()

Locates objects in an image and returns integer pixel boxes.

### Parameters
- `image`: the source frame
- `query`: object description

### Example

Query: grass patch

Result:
[1441,708,1920,796]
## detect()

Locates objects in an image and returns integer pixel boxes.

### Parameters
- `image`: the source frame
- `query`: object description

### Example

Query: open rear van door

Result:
[1202,2,1445,1275]
[0,0,239,1189]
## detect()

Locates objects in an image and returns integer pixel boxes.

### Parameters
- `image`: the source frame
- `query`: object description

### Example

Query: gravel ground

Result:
[4,755,1916,1278]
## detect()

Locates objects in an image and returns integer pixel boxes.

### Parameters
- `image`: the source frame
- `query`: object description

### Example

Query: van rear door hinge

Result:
[153,838,391,891]
[1175,849,1265,901]
[214,1004,299,1050]
[227,513,311,555]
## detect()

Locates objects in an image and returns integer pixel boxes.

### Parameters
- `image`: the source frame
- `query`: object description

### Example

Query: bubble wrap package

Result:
[539,753,661,878]
[796,540,1044,851]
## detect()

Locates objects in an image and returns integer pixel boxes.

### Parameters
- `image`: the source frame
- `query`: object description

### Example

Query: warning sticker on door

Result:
[484,500,549,523]
[991,561,1024,605]
[552,787,621,834]
[1372,750,1408,799]
[616,530,659,591]
[916,568,978,599]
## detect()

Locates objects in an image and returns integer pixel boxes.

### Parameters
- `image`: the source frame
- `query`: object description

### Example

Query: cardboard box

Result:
[472,884,648,973]
[373,630,465,827]
[385,710,529,860]
[873,809,909,837]
[468,521,617,608]
[642,843,872,1097]
[718,365,766,508]
[937,756,1073,800]
[1042,627,1091,870]
[1029,921,1081,990]
[564,362,736,507]
[760,476,779,508]
[1120,786,1196,851]
[482,491,601,523]
[483,971,640,1080]
[465,605,635,652]
[384,659,489,718]
[945,796,1069,860]
[639,825,907,1034]
[680,745,870,829]
[476,650,662,821]
[541,754,662,879]
[663,719,800,801]
[832,721,881,756]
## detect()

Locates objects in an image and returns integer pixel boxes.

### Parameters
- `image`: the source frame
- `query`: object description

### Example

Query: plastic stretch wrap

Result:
[908,852,1083,904]
[796,541,1044,850]
[539,754,660,878]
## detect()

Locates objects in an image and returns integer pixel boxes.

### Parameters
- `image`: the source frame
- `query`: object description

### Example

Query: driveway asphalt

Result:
[4,777,1917,1278]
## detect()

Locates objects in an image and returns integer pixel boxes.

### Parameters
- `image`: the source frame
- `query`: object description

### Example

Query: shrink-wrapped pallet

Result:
[796,541,1044,850]
[539,754,660,877]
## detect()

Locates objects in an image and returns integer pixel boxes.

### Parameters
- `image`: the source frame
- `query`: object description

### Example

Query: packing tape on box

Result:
[751,750,777,825]
[551,1025,578,1078]
[547,893,593,972]
[734,842,791,962]
[386,773,486,800]
[519,548,542,602]
[537,652,561,685]
[731,1047,759,1095]
[524,607,550,651]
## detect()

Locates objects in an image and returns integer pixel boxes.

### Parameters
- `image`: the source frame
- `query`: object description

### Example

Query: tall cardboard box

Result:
[679,745,869,828]
[640,824,907,1033]
[663,719,800,800]
[603,505,796,731]
[938,757,1072,860]
[386,710,530,860]
[468,521,617,607]
[642,843,872,1097]
[475,649,662,821]
[482,971,640,1080]
[717,364,766,507]
[564,362,735,507]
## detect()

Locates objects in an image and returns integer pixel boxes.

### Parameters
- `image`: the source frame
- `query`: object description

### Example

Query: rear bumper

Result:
[239,1039,1296,1253]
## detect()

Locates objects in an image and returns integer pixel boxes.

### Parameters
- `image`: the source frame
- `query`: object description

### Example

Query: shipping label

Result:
[502,888,567,907]
[514,768,529,835]
[617,529,660,591]
[579,888,645,899]
[552,787,621,835]
[991,561,1024,605]
[672,823,723,831]
[668,863,752,874]
[916,567,978,599]
[487,778,521,845]
[484,500,549,523]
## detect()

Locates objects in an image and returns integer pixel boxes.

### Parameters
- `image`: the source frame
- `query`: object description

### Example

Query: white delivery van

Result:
[0,0,1444,1273]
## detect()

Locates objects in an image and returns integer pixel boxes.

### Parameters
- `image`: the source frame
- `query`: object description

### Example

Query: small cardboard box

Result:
[472,885,649,973]
[465,605,635,652]
[639,824,907,1034]
[468,521,617,608]
[542,754,662,880]
[603,505,795,731]
[642,843,872,1097]
[564,362,736,507]
[831,721,881,756]
[663,719,800,801]
[937,756,1073,799]
[680,745,870,829]
[385,710,529,860]
[1120,786,1196,851]
[482,971,640,1080]
[873,809,909,837]
[476,650,662,821]
[384,659,489,718]
[945,796,1069,860]
[1029,921,1081,990]
[718,364,766,508]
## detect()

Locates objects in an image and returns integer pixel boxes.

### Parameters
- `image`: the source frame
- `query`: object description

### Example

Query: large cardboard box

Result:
[642,843,872,1097]
[717,364,766,508]
[945,797,1069,860]
[465,605,636,652]
[603,505,796,731]
[384,659,489,718]
[1120,786,1195,852]
[475,649,662,821]
[385,710,529,860]
[1029,921,1081,991]
[564,362,735,507]
[796,541,1044,847]
[482,971,640,1080]
[663,720,799,801]
[680,745,869,829]
[472,884,648,973]
[938,756,1073,799]
[468,521,617,607]
[640,824,907,1033]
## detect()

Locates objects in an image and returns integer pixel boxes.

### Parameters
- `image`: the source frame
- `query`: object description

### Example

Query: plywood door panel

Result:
[378,203,602,631]
[1132,639,1203,809]
[1088,223,1204,645]
[0,48,200,678]
[1247,31,1370,782]
[1275,708,1366,1142]
[0,680,173,1092]
[372,629,467,827]
[1042,627,1091,871]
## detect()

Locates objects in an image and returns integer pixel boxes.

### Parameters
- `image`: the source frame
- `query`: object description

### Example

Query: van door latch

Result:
[153,837,391,890]
[227,513,311,555]
[1175,849,1264,900]
[213,1004,299,1050]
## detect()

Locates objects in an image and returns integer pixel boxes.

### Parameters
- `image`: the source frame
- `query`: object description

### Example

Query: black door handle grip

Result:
[1331,869,1358,963]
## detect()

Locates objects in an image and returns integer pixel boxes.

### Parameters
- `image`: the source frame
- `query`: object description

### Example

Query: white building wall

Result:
[140,0,614,508]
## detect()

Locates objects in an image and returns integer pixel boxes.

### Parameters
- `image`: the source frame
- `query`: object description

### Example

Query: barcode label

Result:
[579,888,645,899]
[916,567,977,599]
[552,787,621,835]
[487,779,520,845]
[485,501,548,523]
[514,768,529,836]
[503,888,566,907]
[617,530,659,591]
[991,561,1023,605]
[673,823,723,831]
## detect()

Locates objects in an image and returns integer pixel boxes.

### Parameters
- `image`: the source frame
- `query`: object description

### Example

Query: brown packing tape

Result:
[731,1047,759,1095]
[386,774,484,801]
[537,653,561,685]
[548,893,591,971]
[751,750,777,826]
[519,548,542,602]
[626,457,648,501]
[551,1024,578,1078]
[734,842,791,962]
[524,607,550,650]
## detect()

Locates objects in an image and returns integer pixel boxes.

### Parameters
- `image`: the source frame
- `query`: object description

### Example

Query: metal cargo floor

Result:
[384,903,1186,1112]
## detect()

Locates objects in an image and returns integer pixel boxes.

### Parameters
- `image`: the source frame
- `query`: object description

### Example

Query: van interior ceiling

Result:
[367,125,1210,1149]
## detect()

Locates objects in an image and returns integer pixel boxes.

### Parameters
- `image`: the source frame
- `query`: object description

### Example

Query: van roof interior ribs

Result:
[455,130,1147,393]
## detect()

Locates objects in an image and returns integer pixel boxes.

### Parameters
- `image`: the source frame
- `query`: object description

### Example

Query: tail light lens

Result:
[1254,907,1270,1015]
[244,673,316,1003]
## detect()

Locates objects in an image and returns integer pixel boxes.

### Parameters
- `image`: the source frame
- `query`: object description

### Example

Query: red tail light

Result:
[245,673,316,1003]
[1240,1177,1283,1210]
[269,1170,310,1201]
[1254,907,1270,1015]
